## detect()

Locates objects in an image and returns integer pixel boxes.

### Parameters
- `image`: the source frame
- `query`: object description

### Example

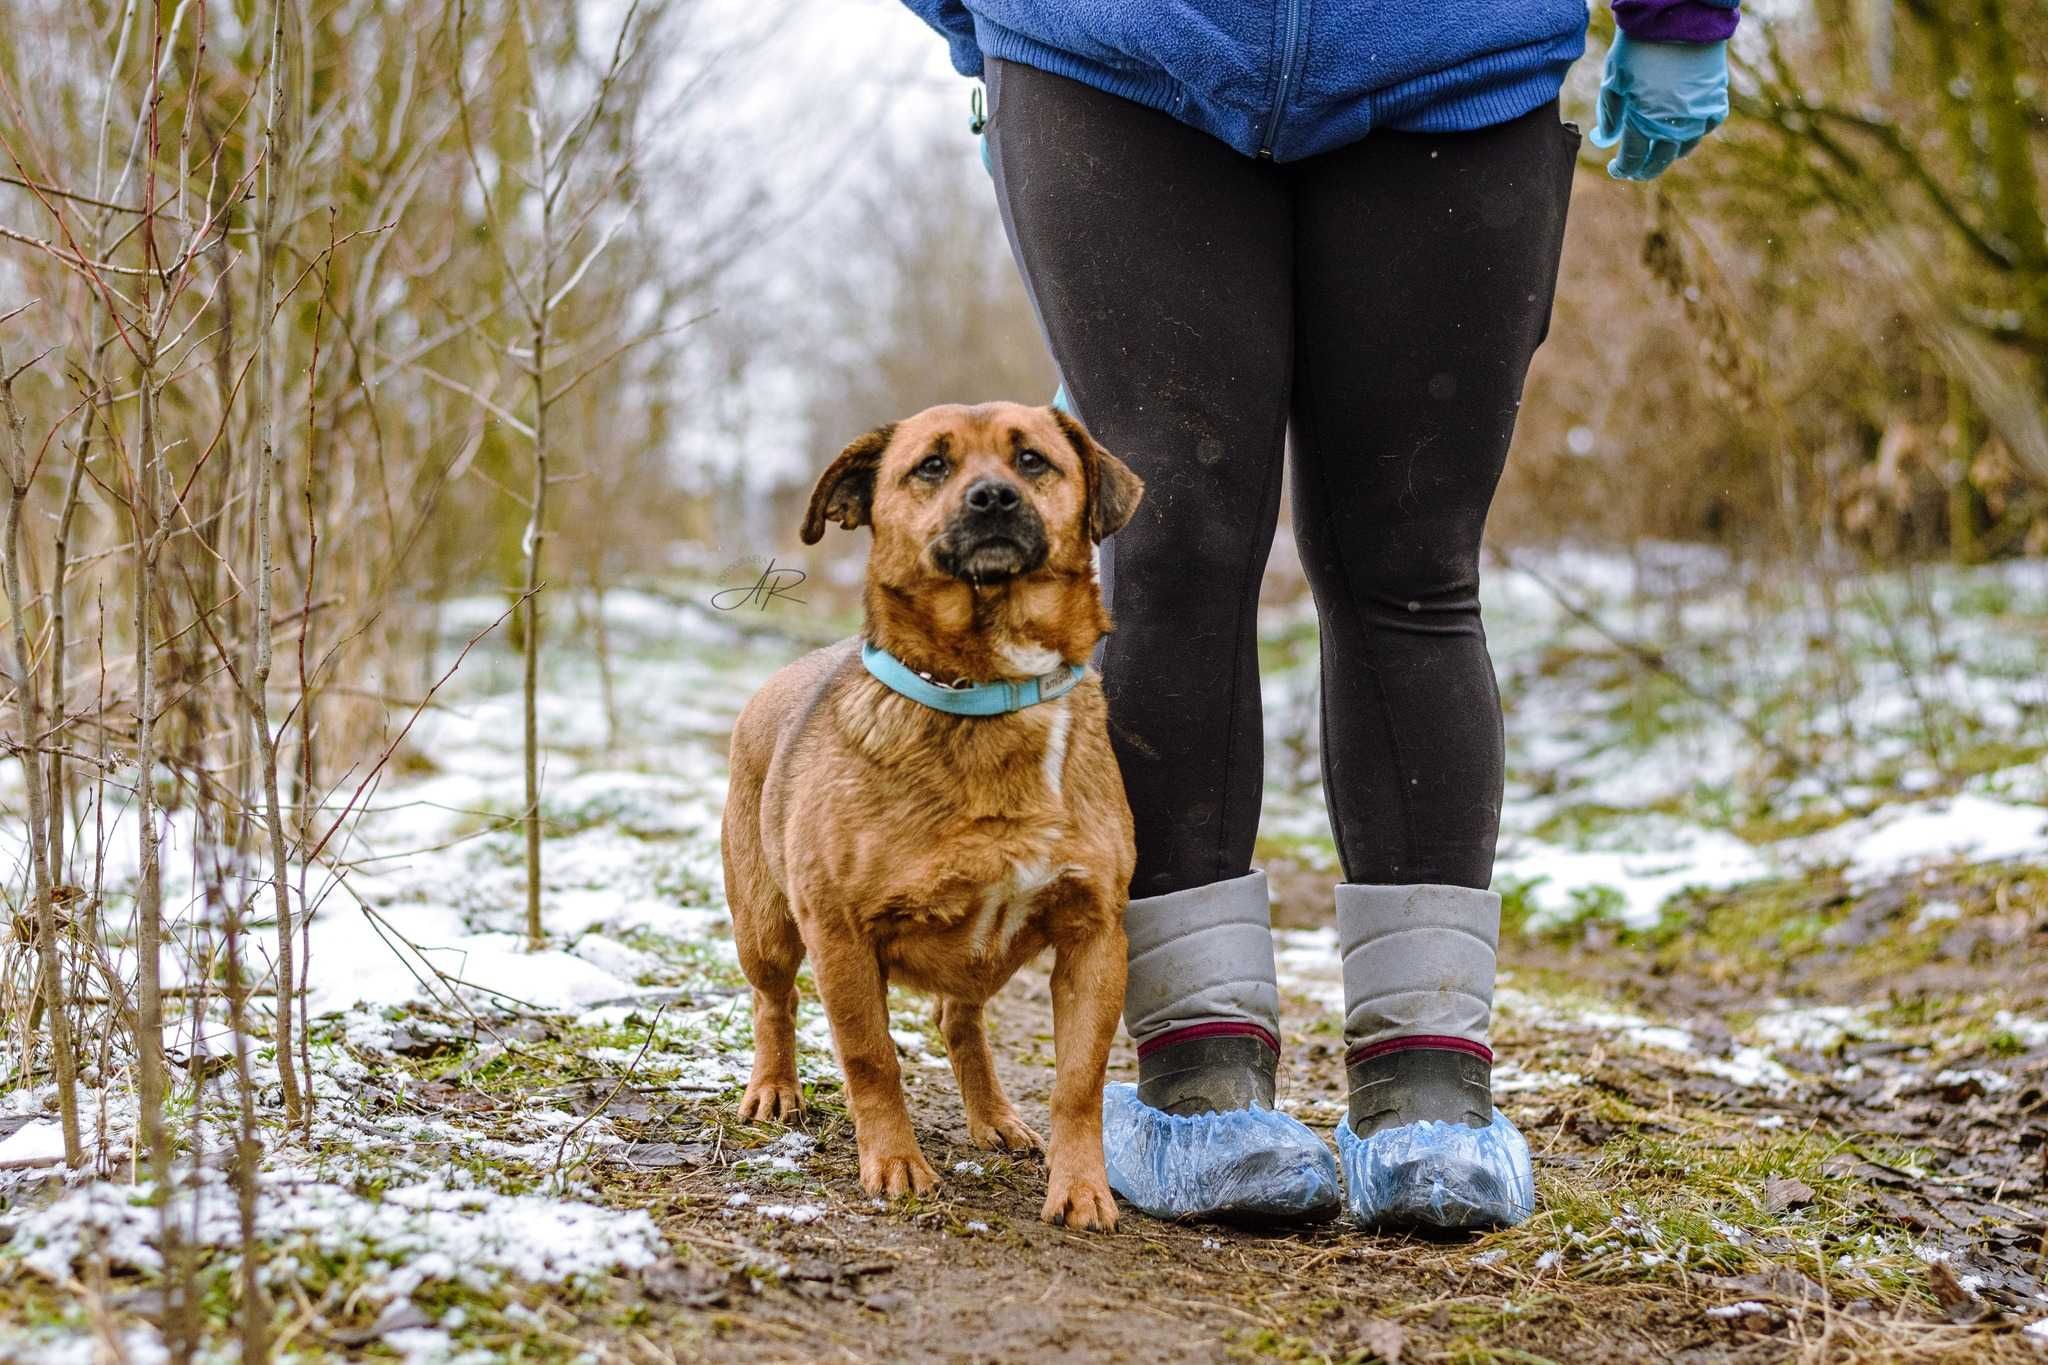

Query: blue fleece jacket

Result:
[902,1,1739,162]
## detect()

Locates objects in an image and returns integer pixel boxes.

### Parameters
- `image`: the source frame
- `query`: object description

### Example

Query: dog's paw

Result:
[860,1146,940,1199]
[738,1080,802,1123]
[1041,1168,1119,1232]
[967,1109,1044,1154]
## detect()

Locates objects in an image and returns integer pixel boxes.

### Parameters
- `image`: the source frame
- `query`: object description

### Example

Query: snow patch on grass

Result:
[9,1168,662,1301]
[1791,795,2048,883]
[1497,833,1770,932]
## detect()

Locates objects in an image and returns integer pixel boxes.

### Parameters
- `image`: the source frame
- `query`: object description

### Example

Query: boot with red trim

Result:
[1100,871,1341,1223]
[1331,884,1535,1231]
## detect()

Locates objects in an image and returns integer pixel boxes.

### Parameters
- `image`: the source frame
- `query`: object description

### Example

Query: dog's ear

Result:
[1051,408,1144,543]
[800,424,896,544]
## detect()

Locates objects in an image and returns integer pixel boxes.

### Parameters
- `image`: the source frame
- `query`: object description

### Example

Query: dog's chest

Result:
[822,688,1110,990]
[960,850,1068,961]
[879,834,1085,995]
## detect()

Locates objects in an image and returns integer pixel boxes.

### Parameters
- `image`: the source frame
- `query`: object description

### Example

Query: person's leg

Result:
[985,57,1336,1222]
[987,57,1289,903]
[1288,101,1579,1227]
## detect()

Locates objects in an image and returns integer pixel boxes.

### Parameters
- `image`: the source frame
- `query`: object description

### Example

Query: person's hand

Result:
[1591,33,1729,181]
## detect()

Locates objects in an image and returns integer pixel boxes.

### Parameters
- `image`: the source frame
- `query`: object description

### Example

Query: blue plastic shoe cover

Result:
[1101,1082,1341,1222]
[1336,1108,1535,1231]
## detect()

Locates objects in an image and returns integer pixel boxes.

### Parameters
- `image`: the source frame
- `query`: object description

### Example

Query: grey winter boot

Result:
[1101,870,1340,1223]
[1332,883,1535,1232]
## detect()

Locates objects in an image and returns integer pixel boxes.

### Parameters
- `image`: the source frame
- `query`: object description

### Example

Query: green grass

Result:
[1486,1124,1937,1309]
[1526,802,1639,847]
[1257,616,1322,675]
[1632,862,2048,997]
[613,927,746,989]
[1254,828,1341,871]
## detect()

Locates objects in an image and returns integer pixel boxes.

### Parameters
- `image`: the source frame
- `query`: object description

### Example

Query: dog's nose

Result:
[963,478,1021,515]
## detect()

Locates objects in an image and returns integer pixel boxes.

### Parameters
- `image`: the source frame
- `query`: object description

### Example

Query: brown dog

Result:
[720,402,1143,1230]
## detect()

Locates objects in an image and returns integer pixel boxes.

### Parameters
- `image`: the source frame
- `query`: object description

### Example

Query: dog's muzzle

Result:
[932,477,1048,584]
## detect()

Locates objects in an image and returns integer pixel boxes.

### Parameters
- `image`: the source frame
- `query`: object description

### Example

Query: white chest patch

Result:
[958,666,1076,963]
[1040,697,1071,802]
[968,857,1067,961]
[997,639,1063,675]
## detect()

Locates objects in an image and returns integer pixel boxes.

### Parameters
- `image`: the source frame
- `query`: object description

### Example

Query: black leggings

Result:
[985,58,1578,900]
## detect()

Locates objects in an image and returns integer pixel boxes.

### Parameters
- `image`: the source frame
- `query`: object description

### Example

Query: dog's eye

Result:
[914,454,950,480]
[1016,448,1049,474]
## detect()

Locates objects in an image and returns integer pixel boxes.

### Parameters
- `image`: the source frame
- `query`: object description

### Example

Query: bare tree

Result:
[449,0,678,949]
[1,316,83,1167]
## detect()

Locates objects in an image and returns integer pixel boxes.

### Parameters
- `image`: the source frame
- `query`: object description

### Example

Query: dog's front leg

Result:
[1043,917,1127,1230]
[805,929,939,1198]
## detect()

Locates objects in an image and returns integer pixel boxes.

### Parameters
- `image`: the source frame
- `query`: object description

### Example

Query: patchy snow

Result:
[9,1169,662,1300]
[1706,1301,1772,1319]
[754,1202,828,1224]
[1695,1047,1794,1093]
[736,1131,817,1173]
[1492,1062,1585,1094]
[1745,1004,1867,1054]
[1934,1068,2015,1094]
[1910,898,1963,930]
[0,585,810,1339]
[1497,833,1771,931]
[1272,926,1344,1017]
[1995,1012,2048,1047]
[0,1120,68,1169]
[1793,795,2048,883]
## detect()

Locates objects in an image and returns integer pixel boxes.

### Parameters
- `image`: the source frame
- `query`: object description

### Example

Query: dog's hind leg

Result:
[938,997,1043,1153]
[725,748,806,1124]
[734,899,805,1123]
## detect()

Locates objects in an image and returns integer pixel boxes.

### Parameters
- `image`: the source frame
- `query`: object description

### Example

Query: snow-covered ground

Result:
[4,550,2047,1354]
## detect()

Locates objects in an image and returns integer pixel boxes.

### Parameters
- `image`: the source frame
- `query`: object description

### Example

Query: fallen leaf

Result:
[1764,1177,1816,1213]
[1351,1317,1406,1363]
[386,1025,452,1058]
[613,1141,710,1168]
[641,1260,729,1308]
[1926,1258,1977,1318]
[1703,1268,1829,1306]
[327,1298,432,1346]
[1565,1112,1617,1146]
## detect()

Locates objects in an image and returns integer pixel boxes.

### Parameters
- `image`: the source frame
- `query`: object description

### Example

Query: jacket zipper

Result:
[1257,0,1305,159]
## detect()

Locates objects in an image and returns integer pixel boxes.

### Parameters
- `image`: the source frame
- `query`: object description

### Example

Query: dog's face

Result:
[800,403,1142,591]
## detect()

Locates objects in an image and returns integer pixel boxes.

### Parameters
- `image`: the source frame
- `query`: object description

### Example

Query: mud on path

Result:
[586,857,2048,1365]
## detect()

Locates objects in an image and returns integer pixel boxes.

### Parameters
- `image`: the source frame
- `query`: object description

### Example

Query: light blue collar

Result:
[859,640,1086,716]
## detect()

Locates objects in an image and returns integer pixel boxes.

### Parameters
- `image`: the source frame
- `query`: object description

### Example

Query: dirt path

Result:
[586,859,2048,1364]
[609,968,1537,1365]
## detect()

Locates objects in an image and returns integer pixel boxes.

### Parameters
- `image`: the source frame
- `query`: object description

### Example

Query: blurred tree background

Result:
[1497,0,2048,562]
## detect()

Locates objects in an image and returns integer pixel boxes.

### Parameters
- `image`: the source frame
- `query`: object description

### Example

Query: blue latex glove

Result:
[1102,1083,1342,1223]
[1591,33,1729,181]
[1337,1109,1536,1231]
